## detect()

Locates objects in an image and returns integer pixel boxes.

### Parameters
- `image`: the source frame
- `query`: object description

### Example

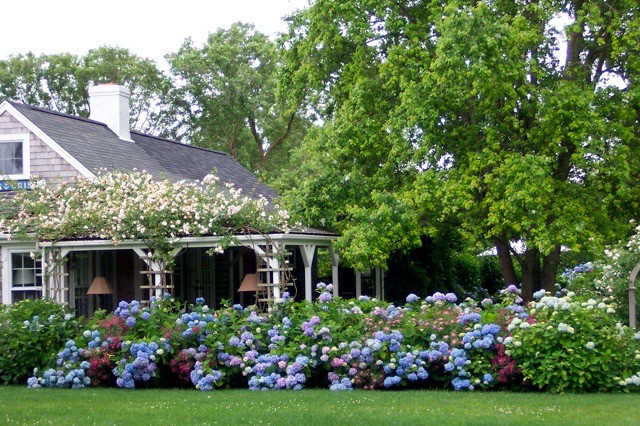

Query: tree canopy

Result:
[0,46,174,135]
[281,0,640,299]
[168,22,308,176]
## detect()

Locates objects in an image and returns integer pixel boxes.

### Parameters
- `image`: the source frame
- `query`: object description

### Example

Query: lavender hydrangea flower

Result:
[406,293,420,303]
[506,284,519,294]
[432,292,446,302]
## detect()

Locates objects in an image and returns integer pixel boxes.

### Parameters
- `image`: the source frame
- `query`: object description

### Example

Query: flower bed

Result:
[25,284,640,393]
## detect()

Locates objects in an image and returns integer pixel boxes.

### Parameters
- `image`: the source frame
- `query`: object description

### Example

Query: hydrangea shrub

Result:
[505,291,640,392]
[24,283,640,393]
[0,298,80,384]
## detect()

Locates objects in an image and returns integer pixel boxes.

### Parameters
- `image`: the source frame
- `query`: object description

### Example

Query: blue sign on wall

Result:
[0,180,31,191]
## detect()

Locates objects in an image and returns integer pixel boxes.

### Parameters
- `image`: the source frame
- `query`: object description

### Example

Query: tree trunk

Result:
[541,245,562,292]
[521,248,540,302]
[494,237,518,287]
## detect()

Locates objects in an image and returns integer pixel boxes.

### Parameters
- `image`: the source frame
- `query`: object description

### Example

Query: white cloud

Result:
[0,0,308,65]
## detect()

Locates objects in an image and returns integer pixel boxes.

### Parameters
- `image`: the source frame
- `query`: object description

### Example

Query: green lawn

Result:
[0,387,639,425]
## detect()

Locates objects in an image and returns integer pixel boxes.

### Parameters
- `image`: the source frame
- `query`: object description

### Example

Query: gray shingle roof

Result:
[131,132,278,200]
[8,101,279,200]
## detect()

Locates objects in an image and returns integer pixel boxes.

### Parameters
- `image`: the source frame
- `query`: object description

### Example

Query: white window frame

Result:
[0,133,30,180]
[1,245,41,305]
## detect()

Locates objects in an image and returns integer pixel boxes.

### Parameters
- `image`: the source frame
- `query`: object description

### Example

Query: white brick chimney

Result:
[88,84,132,141]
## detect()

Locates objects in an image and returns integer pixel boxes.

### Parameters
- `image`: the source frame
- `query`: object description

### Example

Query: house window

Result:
[11,252,42,302]
[0,134,29,179]
[1,142,22,175]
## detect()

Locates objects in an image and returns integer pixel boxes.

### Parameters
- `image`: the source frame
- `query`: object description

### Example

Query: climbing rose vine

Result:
[2,170,290,264]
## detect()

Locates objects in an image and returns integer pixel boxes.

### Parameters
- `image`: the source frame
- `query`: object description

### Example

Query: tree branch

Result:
[496,234,524,266]
[264,112,296,160]
[250,112,297,168]
[247,116,266,158]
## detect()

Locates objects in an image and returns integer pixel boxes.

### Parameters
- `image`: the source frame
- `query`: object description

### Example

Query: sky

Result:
[0,0,309,66]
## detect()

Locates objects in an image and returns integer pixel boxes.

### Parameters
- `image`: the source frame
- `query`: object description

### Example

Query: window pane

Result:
[12,157,23,173]
[11,253,24,268]
[0,142,23,174]
[23,254,34,269]
[14,142,22,159]
[2,159,18,175]
[13,269,36,286]
[2,159,11,175]
[12,290,42,303]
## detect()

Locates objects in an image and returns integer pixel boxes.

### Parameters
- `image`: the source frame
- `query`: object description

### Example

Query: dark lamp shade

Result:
[87,277,114,295]
[238,273,259,292]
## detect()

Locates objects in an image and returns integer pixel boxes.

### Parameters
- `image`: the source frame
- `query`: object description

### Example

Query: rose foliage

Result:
[1,170,291,265]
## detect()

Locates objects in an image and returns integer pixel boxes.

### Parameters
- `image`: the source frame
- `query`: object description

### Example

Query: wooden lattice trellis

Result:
[41,247,69,304]
[138,252,174,305]
[254,244,294,307]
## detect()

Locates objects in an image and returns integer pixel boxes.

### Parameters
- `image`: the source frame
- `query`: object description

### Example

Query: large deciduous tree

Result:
[168,22,307,177]
[282,0,640,300]
[0,46,175,135]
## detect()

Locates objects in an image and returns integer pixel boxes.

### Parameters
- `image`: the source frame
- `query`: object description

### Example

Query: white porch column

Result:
[59,249,70,304]
[300,244,316,301]
[355,270,362,298]
[151,259,163,298]
[269,253,282,299]
[238,251,245,306]
[41,248,49,300]
[375,267,382,300]
[328,247,339,298]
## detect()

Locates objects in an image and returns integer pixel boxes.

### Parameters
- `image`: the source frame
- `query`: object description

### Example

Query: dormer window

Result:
[0,134,29,179]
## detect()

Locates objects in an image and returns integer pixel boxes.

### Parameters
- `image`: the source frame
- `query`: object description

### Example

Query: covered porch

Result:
[19,233,384,316]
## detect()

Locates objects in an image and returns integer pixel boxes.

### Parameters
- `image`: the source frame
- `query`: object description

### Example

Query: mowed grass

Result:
[1,387,639,425]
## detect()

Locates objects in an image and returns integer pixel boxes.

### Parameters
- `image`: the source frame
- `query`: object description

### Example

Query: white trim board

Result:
[0,101,95,178]
[37,233,336,250]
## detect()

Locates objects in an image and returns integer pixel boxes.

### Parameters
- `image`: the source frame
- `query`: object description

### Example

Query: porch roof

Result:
[35,232,336,251]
